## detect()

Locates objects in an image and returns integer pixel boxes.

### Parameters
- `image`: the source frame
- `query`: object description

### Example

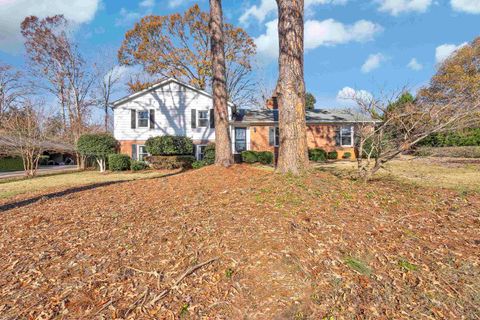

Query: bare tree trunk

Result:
[210,0,233,167]
[276,0,309,174]
[104,104,109,132]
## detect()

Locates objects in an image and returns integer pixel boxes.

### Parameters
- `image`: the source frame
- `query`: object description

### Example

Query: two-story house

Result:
[112,78,367,161]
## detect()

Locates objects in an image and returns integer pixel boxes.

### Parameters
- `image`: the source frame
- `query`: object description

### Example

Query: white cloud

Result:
[255,19,382,58]
[168,0,195,8]
[376,0,432,15]
[361,53,385,73]
[139,0,155,8]
[407,58,423,70]
[451,0,480,13]
[115,8,142,27]
[435,42,467,63]
[305,19,383,49]
[337,87,373,104]
[254,19,279,58]
[0,0,101,52]
[240,0,348,24]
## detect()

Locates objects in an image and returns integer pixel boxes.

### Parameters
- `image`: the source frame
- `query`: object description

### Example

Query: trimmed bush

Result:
[145,155,195,170]
[77,133,118,172]
[108,154,131,171]
[327,151,338,160]
[257,151,274,165]
[309,148,327,162]
[131,160,149,171]
[192,160,207,169]
[241,151,258,164]
[343,152,352,159]
[241,150,274,165]
[145,136,194,156]
[0,157,24,172]
[77,133,117,156]
[203,144,216,165]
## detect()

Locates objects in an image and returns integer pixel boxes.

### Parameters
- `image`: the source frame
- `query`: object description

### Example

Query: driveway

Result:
[0,165,79,179]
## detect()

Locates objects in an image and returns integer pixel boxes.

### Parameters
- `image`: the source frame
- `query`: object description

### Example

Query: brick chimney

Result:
[266,96,278,110]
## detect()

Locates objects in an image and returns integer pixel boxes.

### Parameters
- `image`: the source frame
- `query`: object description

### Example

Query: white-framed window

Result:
[274,127,280,147]
[196,145,207,160]
[337,125,353,147]
[138,145,149,161]
[198,110,209,127]
[138,111,149,128]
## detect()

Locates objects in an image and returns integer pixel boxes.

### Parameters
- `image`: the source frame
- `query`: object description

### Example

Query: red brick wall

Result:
[248,124,356,160]
[119,140,146,157]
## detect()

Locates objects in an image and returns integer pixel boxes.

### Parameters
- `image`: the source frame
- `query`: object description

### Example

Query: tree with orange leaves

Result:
[118,4,256,105]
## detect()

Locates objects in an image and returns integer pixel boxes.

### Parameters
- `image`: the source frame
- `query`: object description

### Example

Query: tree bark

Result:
[275,0,309,174]
[210,0,233,167]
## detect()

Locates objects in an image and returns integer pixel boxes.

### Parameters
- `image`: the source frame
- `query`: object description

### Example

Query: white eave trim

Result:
[112,77,235,108]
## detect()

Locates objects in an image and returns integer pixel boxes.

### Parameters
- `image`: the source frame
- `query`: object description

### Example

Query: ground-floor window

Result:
[138,145,149,161]
[235,127,247,153]
[196,145,207,160]
[336,125,354,147]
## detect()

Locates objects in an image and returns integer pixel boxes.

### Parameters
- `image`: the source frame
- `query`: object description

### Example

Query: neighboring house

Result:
[112,78,370,161]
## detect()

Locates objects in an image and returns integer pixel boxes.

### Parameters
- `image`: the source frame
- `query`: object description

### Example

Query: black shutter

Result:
[191,109,196,128]
[131,110,136,129]
[131,144,137,160]
[149,109,155,129]
[335,126,341,146]
[210,109,215,128]
[269,127,275,146]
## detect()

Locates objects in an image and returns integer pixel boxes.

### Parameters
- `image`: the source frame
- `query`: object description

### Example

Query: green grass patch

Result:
[398,259,418,272]
[344,257,372,275]
[0,170,170,200]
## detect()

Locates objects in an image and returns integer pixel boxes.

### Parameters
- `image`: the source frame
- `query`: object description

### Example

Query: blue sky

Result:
[0,0,479,109]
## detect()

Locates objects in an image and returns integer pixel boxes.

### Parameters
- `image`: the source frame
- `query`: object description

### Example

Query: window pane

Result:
[342,135,352,146]
[198,146,206,160]
[235,128,247,152]
[138,145,148,161]
[198,111,208,127]
[138,111,149,128]
[340,126,352,146]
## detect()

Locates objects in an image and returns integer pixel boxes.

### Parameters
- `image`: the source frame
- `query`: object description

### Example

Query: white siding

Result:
[114,81,230,142]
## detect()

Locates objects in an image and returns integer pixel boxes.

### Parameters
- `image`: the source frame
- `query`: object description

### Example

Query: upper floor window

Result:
[198,110,209,127]
[336,125,353,147]
[138,111,149,128]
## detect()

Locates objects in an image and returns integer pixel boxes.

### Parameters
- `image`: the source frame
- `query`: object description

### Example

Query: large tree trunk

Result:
[276,0,309,174]
[210,0,233,167]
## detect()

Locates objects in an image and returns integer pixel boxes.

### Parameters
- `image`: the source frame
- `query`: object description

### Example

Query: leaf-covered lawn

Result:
[0,165,479,319]
[0,170,172,200]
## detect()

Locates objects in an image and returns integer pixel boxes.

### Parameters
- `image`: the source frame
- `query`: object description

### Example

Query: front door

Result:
[235,127,247,153]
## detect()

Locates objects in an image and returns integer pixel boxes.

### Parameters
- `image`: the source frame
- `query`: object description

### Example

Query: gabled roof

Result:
[232,109,377,124]
[112,78,235,108]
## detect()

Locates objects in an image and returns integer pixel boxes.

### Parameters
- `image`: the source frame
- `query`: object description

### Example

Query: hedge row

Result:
[0,157,24,172]
[241,151,274,165]
[419,129,480,147]
[414,146,480,158]
[145,136,194,156]
[145,155,195,170]
[308,148,339,162]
